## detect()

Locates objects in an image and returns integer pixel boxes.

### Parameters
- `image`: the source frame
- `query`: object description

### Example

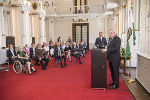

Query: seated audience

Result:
[72,42,83,64]
[17,47,36,75]
[35,43,49,70]
[54,42,66,68]
[7,45,17,64]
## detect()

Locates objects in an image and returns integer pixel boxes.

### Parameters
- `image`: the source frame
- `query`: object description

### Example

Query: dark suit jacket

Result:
[7,49,17,58]
[54,46,64,56]
[107,36,121,62]
[71,46,81,54]
[95,37,107,48]
[30,48,34,56]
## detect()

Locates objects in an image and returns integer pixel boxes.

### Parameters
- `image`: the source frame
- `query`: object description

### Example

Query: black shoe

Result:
[79,62,83,64]
[34,70,37,72]
[109,85,119,89]
[61,65,64,68]
[109,83,114,85]
[29,72,32,75]
[64,64,66,67]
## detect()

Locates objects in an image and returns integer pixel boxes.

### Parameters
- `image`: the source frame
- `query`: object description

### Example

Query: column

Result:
[39,18,46,43]
[45,18,50,42]
[0,3,4,48]
[39,9,46,43]
[50,18,54,41]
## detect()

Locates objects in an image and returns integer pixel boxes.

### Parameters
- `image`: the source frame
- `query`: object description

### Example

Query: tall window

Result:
[74,0,88,13]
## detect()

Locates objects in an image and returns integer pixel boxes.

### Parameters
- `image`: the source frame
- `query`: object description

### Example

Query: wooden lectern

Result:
[91,48,107,89]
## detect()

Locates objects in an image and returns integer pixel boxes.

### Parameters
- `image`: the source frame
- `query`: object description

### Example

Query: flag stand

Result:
[127,56,135,83]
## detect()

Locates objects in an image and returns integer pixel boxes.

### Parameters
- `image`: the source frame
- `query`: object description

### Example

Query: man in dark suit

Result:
[54,42,66,68]
[95,32,107,49]
[7,45,17,64]
[102,29,121,89]
[71,42,83,64]
[30,43,35,59]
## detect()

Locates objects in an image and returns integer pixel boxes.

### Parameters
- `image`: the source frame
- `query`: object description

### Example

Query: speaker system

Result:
[6,36,15,48]
[32,37,35,44]
[91,48,107,89]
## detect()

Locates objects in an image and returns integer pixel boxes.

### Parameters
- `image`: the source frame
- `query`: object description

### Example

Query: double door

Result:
[72,23,89,49]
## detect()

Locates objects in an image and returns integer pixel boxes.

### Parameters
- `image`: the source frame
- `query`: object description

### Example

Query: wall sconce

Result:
[7,11,10,15]
[21,11,24,14]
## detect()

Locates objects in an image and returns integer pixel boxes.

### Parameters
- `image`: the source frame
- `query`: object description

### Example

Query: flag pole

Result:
[127,56,135,83]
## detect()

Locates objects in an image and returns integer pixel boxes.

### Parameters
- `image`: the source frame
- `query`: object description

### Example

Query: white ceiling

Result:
[40,0,119,16]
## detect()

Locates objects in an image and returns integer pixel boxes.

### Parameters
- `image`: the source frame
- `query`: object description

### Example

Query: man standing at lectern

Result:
[95,32,107,49]
[102,29,121,89]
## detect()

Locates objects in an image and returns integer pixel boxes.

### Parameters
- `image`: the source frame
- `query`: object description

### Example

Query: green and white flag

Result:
[132,23,136,46]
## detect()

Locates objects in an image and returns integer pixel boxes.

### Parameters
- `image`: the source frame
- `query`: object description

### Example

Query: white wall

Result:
[53,19,72,42]
[89,17,106,49]
[51,17,107,49]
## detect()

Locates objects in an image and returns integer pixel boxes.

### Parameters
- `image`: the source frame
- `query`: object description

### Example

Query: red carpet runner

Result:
[0,51,133,100]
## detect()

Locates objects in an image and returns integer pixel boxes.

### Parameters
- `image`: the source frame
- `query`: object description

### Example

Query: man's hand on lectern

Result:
[102,49,107,53]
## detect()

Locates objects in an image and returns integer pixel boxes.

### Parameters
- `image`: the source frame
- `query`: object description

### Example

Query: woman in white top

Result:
[44,43,50,58]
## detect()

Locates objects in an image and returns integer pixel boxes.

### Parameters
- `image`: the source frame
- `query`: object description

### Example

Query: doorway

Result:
[72,23,89,49]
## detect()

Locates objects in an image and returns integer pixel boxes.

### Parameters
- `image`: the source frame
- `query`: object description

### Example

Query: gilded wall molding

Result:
[7,11,10,15]
[21,11,24,14]
[0,2,3,7]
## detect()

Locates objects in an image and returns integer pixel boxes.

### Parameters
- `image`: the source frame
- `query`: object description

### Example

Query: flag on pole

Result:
[125,29,131,59]
[133,23,136,46]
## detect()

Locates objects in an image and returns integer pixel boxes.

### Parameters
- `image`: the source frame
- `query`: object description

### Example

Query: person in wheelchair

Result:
[54,42,66,68]
[7,45,17,64]
[35,43,49,70]
[71,42,83,64]
[17,47,36,75]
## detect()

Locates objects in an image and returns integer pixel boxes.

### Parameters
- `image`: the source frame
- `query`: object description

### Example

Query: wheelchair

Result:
[13,59,33,74]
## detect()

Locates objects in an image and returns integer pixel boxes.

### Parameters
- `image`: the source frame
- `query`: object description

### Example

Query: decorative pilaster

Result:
[39,9,46,43]
[21,0,31,46]
[0,3,5,48]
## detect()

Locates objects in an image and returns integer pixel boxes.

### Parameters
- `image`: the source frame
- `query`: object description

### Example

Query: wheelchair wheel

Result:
[13,60,23,74]
[22,65,28,74]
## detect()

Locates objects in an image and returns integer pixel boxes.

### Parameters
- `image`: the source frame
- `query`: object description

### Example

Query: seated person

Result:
[54,42,66,68]
[79,41,85,57]
[71,42,83,64]
[17,47,36,75]
[44,43,50,58]
[24,44,30,56]
[61,42,66,50]
[7,45,17,64]
[82,41,87,53]
[30,43,36,59]
[49,42,55,60]
[64,43,72,62]
[35,43,49,70]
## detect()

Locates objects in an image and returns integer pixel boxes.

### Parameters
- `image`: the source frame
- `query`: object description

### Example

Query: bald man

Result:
[102,29,121,89]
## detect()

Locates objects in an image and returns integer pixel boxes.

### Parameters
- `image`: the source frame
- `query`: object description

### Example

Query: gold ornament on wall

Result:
[7,11,10,15]
[21,11,24,14]
[32,2,38,10]
[0,2,3,7]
